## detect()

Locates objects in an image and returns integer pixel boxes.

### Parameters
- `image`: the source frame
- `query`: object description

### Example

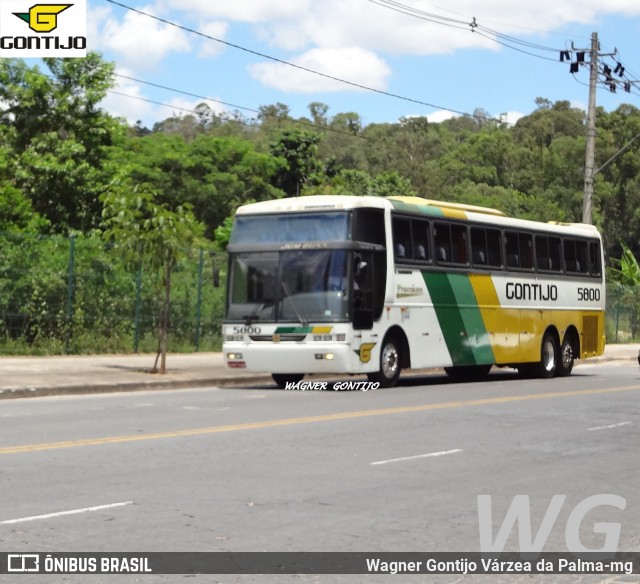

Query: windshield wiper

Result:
[242,302,264,326]
[281,281,308,327]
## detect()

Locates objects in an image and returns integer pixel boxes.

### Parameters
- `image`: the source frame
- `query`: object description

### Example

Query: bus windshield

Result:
[226,250,349,323]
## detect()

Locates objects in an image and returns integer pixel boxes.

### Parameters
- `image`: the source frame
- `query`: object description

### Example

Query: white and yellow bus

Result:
[223,195,605,388]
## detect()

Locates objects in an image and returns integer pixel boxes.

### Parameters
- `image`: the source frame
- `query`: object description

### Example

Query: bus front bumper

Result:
[223,342,368,375]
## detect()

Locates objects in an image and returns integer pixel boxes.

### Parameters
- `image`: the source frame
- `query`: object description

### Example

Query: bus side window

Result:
[471,227,501,268]
[575,240,589,274]
[505,232,520,268]
[506,231,532,270]
[434,222,451,264]
[564,239,578,273]
[535,235,550,270]
[589,241,602,276]
[392,217,411,261]
[548,237,562,272]
[536,235,561,271]
[451,224,468,264]
[471,227,488,267]
[519,233,533,269]
[486,229,502,267]
[411,220,429,261]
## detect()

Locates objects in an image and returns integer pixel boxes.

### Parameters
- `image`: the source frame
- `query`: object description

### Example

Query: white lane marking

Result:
[587,422,632,432]
[0,501,133,524]
[370,449,462,466]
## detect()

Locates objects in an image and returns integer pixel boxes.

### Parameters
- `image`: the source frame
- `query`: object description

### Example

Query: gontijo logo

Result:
[0,0,86,57]
[13,4,71,33]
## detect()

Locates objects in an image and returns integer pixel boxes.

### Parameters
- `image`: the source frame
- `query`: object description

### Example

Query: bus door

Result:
[351,249,386,368]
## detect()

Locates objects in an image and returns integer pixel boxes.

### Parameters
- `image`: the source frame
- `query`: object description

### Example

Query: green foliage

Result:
[608,241,640,285]
[607,242,640,338]
[0,232,226,355]
[270,128,322,196]
[109,132,284,238]
[214,216,235,251]
[0,53,120,232]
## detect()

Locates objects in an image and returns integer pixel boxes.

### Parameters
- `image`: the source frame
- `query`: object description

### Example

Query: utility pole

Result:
[570,33,618,224]
[582,32,599,225]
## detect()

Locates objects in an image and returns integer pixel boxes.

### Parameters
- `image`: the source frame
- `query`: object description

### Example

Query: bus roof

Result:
[235,195,601,238]
[235,195,390,215]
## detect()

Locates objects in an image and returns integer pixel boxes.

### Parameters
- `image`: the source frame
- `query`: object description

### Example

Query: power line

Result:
[367,0,564,61]
[104,0,489,121]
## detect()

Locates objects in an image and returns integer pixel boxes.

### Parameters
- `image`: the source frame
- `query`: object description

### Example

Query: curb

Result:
[0,375,275,400]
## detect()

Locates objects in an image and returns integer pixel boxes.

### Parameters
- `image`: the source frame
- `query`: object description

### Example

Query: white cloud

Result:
[197,21,229,57]
[163,0,310,23]
[90,4,191,70]
[249,47,391,93]
[161,0,640,58]
[502,111,525,125]
[425,111,460,124]
[101,69,155,124]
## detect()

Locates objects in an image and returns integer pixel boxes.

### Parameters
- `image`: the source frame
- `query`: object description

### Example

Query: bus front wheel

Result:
[272,373,304,388]
[531,332,558,379]
[368,337,401,388]
[518,332,558,378]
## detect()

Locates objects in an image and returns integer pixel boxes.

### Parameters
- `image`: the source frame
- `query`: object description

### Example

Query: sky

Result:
[79,0,640,128]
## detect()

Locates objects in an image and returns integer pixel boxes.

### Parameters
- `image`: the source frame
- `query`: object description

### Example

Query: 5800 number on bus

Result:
[577,287,600,302]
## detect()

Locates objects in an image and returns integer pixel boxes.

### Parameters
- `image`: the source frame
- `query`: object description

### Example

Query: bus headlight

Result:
[227,353,243,360]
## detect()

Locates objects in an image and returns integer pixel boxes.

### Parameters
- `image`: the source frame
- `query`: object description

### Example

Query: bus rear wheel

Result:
[272,373,304,388]
[367,337,401,388]
[556,334,576,377]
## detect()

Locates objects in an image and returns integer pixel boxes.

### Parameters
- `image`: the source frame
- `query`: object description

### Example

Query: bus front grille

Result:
[250,335,307,342]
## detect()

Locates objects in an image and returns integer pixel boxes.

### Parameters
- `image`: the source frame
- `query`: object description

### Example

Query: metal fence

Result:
[1,232,638,354]
[0,233,227,355]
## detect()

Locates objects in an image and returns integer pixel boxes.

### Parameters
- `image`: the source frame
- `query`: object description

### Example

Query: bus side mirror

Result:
[353,309,373,330]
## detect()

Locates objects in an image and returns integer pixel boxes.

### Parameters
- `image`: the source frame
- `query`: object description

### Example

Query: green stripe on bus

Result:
[274,326,312,334]
[389,200,445,217]
[421,272,494,366]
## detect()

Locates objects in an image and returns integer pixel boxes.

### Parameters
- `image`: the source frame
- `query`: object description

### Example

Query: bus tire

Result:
[367,337,401,388]
[536,331,558,379]
[272,373,304,388]
[556,333,576,377]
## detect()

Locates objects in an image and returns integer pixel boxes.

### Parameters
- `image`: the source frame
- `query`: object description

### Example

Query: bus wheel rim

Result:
[381,343,398,379]
[543,339,555,372]
[562,343,573,368]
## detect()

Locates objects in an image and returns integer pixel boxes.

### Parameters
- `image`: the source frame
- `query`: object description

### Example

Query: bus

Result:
[222,195,605,388]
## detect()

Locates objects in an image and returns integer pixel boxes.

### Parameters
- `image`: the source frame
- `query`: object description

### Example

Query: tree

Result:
[101,185,205,373]
[109,132,284,238]
[0,53,120,232]
[270,128,322,196]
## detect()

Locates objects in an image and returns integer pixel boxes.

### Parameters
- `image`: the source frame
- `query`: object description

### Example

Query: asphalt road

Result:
[1,362,639,583]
